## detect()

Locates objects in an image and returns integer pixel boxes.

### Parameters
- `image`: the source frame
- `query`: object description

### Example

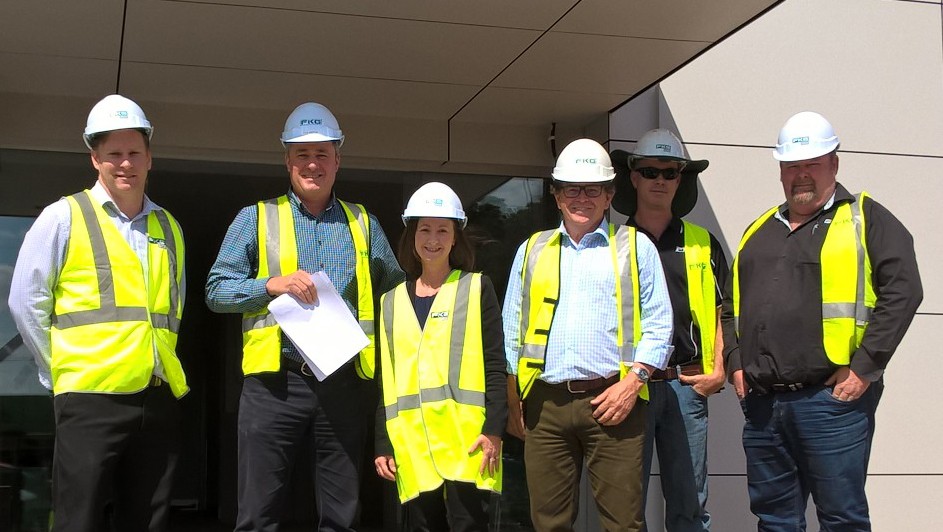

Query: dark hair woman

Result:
[374,182,507,532]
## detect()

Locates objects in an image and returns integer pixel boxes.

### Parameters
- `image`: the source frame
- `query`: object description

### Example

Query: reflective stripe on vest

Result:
[682,222,716,374]
[240,196,376,377]
[339,200,377,378]
[516,224,645,400]
[732,192,874,364]
[378,271,500,502]
[51,190,188,397]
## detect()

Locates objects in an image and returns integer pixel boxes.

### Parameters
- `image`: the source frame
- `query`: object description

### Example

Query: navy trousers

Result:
[234,362,368,532]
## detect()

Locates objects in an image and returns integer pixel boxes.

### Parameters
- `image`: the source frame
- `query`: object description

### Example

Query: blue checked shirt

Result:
[205,190,404,362]
[503,220,674,383]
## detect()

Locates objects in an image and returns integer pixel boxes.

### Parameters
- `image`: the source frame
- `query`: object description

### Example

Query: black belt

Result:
[769,382,806,393]
[281,357,315,377]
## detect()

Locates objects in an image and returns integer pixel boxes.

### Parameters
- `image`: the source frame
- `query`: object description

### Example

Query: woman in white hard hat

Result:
[374,182,506,531]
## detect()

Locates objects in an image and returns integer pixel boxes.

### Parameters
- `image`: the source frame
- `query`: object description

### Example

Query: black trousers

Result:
[404,481,491,532]
[51,384,180,532]
[234,363,368,532]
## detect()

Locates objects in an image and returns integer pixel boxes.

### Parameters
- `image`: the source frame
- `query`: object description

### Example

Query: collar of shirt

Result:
[89,181,158,222]
[287,189,339,219]
[627,216,683,243]
[773,182,858,229]
[556,219,610,249]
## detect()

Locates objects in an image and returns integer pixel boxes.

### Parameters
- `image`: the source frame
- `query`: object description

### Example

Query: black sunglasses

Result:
[634,167,682,181]
[559,184,604,198]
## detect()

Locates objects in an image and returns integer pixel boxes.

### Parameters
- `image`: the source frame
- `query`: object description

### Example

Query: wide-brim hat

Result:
[610,149,709,217]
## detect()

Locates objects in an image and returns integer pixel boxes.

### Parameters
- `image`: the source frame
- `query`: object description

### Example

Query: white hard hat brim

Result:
[771,144,838,162]
[82,126,153,150]
[402,214,468,229]
[629,153,709,175]
[281,133,345,147]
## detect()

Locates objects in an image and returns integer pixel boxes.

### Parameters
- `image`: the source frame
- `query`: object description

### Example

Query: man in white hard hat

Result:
[503,138,673,531]
[726,111,922,530]
[611,129,727,532]
[8,94,188,531]
[206,101,404,531]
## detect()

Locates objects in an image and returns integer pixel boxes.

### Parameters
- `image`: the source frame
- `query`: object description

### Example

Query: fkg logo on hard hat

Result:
[113,111,129,118]
[301,119,323,126]
[655,143,673,154]
[792,136,810,145]
[575,158,597,164]
[431,199,444,206]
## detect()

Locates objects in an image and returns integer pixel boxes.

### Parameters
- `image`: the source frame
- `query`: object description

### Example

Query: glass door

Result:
[0,215,54,532]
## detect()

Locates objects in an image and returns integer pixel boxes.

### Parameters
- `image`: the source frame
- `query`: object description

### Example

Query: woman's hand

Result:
[469,434,502,477]
[374,455,397,481]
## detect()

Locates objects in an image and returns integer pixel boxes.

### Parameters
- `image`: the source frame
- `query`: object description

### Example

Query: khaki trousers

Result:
[524,379,647,532]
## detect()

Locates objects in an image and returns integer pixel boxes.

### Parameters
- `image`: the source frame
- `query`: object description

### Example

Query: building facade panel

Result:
[655,0,943,158]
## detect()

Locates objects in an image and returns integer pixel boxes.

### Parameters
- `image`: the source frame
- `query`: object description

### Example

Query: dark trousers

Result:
[234,363,368,532]
[524,380,647,532]
[404,481,491,532]
[51,385,180,532]
[742,382,883,532]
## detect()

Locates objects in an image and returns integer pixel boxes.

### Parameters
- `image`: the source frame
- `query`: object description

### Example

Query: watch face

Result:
[634,367,650,382]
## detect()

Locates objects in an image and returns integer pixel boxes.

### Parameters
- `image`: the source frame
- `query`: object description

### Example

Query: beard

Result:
[790,189,816,206]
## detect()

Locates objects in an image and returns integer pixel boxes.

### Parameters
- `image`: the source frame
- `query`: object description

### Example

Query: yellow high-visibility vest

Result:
[378,271,500,502]
[51,190,188,397]
[241,196,376,378]
[732,192,875,364]
[682,221,717,374]
[515,224,646,400]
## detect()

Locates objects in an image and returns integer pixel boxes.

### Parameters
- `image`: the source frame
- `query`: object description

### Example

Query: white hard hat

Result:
[630,128,709,173]
[551,138,615,183]
[402,182,467,229]
[281,102,345,147]
[83,95,153,149]
[773,111,840,162]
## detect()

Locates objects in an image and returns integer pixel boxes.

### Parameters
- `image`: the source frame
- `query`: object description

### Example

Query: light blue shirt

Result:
[7,182,181,389]
[503,220,674,383]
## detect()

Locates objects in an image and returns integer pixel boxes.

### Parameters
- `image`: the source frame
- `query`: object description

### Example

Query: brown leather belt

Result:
[149,375,164,387]
[650,363,703,382]
[544,375,620,394]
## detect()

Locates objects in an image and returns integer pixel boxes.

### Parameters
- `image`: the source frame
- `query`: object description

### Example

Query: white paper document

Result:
[267,271,369,381]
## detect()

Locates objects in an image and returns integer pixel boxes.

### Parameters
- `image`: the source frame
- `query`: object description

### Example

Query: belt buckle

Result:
[566,380,586,394]
[300,362,314,377]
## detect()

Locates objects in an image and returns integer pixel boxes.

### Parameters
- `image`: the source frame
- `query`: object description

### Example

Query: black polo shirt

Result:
[724,183,923,393]
[629,217,729,367]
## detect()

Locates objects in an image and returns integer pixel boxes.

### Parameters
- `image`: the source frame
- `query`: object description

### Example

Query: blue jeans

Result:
[642,379,711,532]
[741,381,883,532]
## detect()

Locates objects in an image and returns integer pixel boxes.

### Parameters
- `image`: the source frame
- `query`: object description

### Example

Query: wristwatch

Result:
[630,366,650,383]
